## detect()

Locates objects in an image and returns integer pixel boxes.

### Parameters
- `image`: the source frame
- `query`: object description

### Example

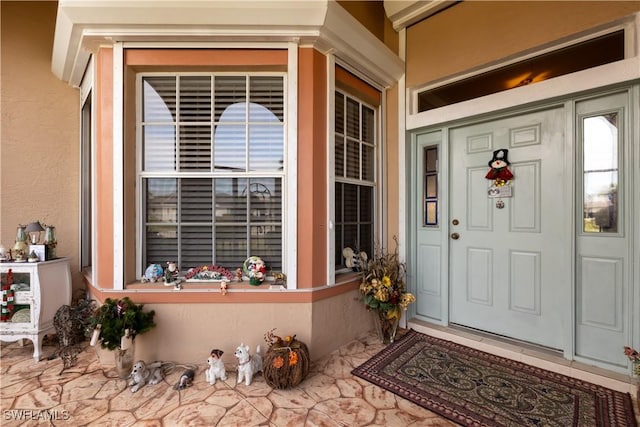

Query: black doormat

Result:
[352,329,637,427]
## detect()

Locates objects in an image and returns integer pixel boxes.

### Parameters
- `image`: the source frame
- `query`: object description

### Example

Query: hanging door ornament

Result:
[486,149,514,208]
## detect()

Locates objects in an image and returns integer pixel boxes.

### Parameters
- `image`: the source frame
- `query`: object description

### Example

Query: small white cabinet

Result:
[0,258,71,361]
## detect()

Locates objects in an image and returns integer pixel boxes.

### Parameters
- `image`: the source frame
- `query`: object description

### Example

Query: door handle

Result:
[450,232,460,240]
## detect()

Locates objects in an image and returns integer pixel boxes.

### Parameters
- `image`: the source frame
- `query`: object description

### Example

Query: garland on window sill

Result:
[183,265,234,281]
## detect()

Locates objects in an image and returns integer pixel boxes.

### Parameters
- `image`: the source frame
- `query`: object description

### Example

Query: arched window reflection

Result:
[214,102,283,172]
[142,78,177,171]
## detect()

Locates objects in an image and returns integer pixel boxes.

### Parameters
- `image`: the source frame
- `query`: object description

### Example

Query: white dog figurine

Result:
[205,349,227,385]
[129,360,163,393]
[234,343,262,386]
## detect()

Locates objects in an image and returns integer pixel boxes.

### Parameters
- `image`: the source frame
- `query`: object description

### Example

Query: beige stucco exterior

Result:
[406,1,640,87]
[91,288,370,367]
[0,1,82,293]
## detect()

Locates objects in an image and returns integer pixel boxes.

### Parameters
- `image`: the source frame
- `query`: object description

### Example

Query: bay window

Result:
[139,73,285,274]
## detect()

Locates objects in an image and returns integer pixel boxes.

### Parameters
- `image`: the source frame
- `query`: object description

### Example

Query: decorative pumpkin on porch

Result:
[262,329,310,389]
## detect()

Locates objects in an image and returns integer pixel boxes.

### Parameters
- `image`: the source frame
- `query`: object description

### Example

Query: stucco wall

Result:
[406,1,640,88]
[310,288,373,359]
[0,1,82,293]
[91,290,372,366]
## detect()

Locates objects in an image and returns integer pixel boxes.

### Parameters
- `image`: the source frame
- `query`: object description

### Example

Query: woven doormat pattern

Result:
[352,329,637,427]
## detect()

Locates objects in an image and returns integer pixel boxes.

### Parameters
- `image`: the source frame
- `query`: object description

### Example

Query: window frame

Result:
[79,56,94,276]
[332,87,379,275]
[578,108,623,236]
[422,145,439,227]
[135,71,288,283]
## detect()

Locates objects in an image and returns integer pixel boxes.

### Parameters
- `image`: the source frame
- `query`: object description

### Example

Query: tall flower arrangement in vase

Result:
[624,346,640,376]
[358,236,415,344]
[624,346,640,401]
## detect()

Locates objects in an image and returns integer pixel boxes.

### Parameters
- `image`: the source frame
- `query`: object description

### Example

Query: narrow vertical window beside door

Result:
[582,113,619,233]
[423,146,438,226]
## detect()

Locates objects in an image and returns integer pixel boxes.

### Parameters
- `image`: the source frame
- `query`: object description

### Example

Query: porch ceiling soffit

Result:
[383,0,456,31]
[52,0,404,88]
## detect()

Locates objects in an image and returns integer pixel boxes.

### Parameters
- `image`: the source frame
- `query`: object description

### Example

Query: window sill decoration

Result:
[359,237,415,344]
[184,265,234,282]
[243,256,266,286]
[342,247,368,272]
[138,257,286,293]
[184,265,234,295]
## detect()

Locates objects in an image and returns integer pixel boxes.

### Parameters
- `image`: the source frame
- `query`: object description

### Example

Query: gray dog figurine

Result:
[129,360,163,393]
[174,369,195,390]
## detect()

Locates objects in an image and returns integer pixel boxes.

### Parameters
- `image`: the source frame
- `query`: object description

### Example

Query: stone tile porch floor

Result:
[1,330,638,426]
[1,331,456,426]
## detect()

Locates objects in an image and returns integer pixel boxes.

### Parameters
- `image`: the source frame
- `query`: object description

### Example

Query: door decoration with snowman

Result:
[485,149,514,209]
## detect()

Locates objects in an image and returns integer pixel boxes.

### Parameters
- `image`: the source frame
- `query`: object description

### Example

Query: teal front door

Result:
[448,107,569,350]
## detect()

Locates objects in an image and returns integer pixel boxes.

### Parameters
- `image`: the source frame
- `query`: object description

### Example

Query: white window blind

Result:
[140,74,285,275]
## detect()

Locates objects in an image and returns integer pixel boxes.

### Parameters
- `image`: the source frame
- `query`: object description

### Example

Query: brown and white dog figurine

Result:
[205,349,227,385]
[234,343,262,386]
[129,360,163,393]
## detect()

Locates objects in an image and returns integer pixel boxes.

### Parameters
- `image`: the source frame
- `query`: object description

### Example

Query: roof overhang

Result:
[383,0,456,31]
[52,0,404,88]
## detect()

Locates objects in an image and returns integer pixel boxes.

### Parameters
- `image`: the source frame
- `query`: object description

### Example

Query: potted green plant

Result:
[86,297,156,378]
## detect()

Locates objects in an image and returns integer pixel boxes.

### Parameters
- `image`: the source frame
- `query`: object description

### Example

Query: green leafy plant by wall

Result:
[86,297,156,351]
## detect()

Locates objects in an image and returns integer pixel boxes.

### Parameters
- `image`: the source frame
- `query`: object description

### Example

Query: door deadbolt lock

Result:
[452,219,459,225]
[450,232,460,240]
